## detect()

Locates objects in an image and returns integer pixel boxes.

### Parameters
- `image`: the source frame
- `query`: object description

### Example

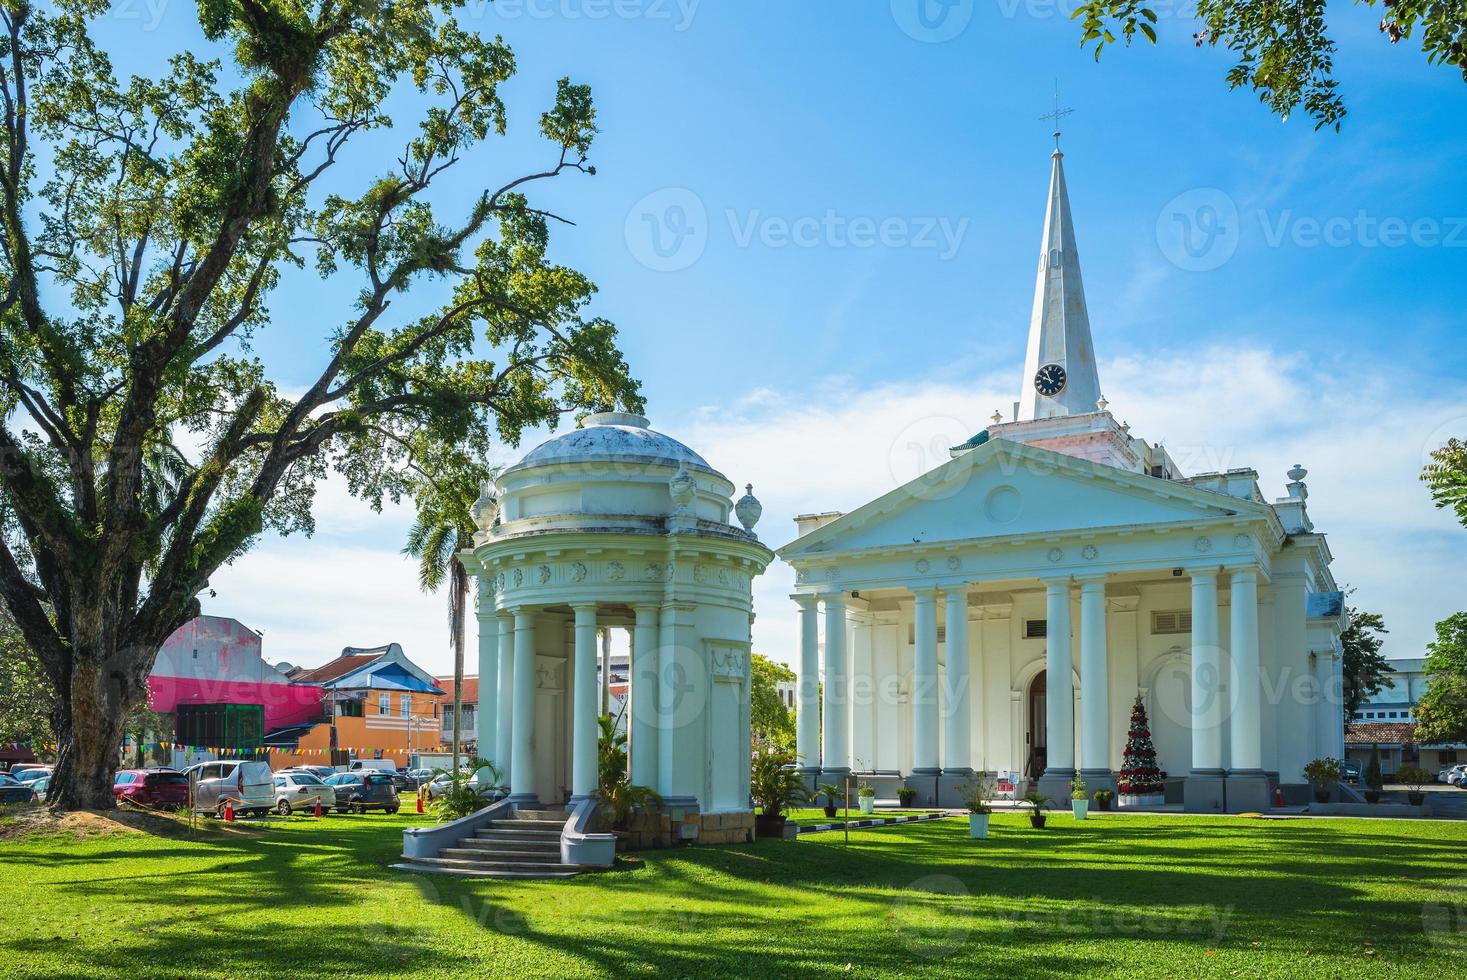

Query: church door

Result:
[1026,670,1048,780]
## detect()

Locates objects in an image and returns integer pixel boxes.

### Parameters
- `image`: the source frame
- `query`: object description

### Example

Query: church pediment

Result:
[779,439,1269,559]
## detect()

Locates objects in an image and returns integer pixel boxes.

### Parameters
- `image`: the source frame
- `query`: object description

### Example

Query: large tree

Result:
[750,653,796,751]
[1415,612,1467,745]
[1340,607,1391,721]
[0,1,642,810]
[1072,1,1467,128]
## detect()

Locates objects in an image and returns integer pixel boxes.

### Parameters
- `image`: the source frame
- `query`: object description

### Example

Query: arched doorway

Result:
[1026,670,1047,780]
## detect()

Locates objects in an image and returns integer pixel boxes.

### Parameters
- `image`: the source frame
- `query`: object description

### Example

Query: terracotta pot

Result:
[823,804,838,819]
[754,814,787,838]
[1030,813,1047,829]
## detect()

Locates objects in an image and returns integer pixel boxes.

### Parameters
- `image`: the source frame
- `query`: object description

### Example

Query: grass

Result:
[783,807,933,826]
[1,806,1465,977]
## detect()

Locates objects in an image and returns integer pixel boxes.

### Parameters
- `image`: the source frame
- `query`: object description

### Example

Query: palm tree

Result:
[403,474,495,778]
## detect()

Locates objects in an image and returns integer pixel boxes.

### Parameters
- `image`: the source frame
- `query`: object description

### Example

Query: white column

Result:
[851,613,875,771]
[1190,571,1223,772]
[630,603,659,787]
[495,611,514,779]
[475,588,498,765]
[571,604,599,801]
[912,588,940,773]
[795,595,820,770]
[942,587,971,774]
[821,595,850,774]
[600,628,612,717]
[1043,579,1074,773]
[1078,578,1110,777]
[509,607,538,802]
[1313,649,1340,761]
[1229,569,1262,771]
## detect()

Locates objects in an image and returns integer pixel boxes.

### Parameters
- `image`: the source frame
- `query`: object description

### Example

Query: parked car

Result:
[12,766,53,785]
[271,771,336,816]
[281,765,338,782]
[323,772,399,814]
[113,768,190,809]
[406,768,437,785]
[27,773,51,801]
[181,760,275,817]
[1340,761,1362,786]
[1440,764,1467,786]
[0,773,34,805]
[348,759,397,773]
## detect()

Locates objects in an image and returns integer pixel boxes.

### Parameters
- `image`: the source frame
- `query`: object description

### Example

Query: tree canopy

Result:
[1073,1,1467,129]
[1415,611,1467,745]
[751,653,796,751]
[1423,438,1467,528]
[1340,606,1391,721]
[0,0,641,809]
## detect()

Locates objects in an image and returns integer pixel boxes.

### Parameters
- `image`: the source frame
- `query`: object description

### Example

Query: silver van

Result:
[182,760,275,817]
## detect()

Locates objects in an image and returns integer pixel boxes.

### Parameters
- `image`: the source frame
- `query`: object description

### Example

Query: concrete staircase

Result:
[395,807,588,879]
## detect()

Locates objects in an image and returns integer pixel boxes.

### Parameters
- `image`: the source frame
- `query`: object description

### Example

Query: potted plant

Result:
[1303,757,1342,804]
[857,781,876,815]
[817,782,842,819]
[1069,771,1088,819]
[751,745,808,837]
[1022,790,1051,829]
[896,786,917,808]
[1363,745,1383,804]
[1397,766,1431,806]
[960,775,994,839]
[1093,789,1113,812]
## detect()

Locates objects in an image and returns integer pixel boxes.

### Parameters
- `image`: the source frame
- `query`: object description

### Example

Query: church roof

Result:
[1019,142,1102,421]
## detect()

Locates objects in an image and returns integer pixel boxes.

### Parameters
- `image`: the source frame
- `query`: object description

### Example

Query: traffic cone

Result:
[313,798,323,818]
[416,791,424,814]
[1272,785,1285,809]
[223,801,235,822]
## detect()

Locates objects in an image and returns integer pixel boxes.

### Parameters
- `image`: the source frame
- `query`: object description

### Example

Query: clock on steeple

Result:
[1034,363,1067,397]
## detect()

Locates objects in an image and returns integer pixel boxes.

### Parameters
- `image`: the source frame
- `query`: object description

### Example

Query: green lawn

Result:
[1,807,1465,977]
[784,807,934,826]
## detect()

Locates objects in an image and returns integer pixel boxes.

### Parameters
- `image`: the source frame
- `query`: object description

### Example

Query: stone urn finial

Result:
[470,478,498,531]
[735,483,763,535]
[669,464,697,514]
[1287,463,1308,484]
[990,409,1003,425]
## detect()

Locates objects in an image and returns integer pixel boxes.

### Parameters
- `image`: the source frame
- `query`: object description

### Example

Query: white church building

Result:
[778,140,1347,813]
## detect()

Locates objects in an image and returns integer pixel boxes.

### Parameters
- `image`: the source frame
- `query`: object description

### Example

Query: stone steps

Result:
[394,803,590,880]
[456,837,559,853]
[439,847,567,864]
[392,857,583,880]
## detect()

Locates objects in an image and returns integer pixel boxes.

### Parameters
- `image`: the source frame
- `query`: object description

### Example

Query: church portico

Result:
[778,134,1344,812]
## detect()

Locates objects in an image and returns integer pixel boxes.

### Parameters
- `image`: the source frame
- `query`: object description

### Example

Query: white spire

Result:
[1017,138,1102,421]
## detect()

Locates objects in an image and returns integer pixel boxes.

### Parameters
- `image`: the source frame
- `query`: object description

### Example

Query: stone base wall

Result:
[615,808,754,851]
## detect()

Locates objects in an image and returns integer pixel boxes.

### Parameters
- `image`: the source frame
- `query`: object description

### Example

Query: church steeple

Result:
[1017,137,1102,421]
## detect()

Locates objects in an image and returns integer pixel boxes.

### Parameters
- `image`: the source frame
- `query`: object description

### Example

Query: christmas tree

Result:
[1117,695,1166,795]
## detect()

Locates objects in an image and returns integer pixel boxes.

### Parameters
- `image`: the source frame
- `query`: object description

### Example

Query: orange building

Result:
[265,644,446,769]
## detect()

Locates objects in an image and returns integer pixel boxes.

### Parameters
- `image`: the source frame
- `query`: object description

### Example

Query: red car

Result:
[113,768,190,809]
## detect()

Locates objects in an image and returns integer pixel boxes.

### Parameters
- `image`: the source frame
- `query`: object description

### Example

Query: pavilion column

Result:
[508,607,539,805]
[630,603,660,788]
[1313,648,1341,763]
[1037,579,1075,802]
[911,588,940,777]
[1078,578,1115,793]
[570,604,599,802]
[1184,570,1226,812]
[941,587,972,778]
[821,594,850,777]
[495,612,514,781]
[795,595,821,776]
[475,586,498,766]
[1227,568,1269,811]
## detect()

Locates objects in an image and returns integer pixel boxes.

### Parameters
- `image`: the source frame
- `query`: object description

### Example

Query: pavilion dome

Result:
[502,412,717,478]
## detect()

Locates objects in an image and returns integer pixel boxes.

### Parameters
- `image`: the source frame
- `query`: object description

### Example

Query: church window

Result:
[1024,619,1047,639]
[1151,611,1192,635]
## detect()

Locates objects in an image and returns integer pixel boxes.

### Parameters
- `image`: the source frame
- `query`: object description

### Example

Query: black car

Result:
[386,770,417,792]
[0,773,35,805]
[323,772,400,814]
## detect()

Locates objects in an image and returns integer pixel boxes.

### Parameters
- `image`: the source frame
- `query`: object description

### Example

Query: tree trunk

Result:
[50,654,134,810]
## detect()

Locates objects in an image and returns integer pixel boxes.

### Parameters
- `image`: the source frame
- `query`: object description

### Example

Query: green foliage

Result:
[857,781,875,798]
[750,743,808,818]
[1021,790,1052,815]
[0,0,642,807]
[895,786,917,807]
[1069,770,1087,800]
[1395,766,1432,790]
[750,653,795,750]
[1093,790,1114,805]
[1341,606,1392,719]
[596,714,659,830]
[1423,438,1467,527]
[429,780,488,823]
[1303,757,1343,783]
[0,620,54,748]
[1414,611,1467,744]
[1072,0,1467,129]
[959,774,994,814]
[1364,745,1383,791]
[815,782,842,807]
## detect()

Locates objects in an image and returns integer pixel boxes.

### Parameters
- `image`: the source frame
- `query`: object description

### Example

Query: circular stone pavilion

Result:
[462,411,772,845]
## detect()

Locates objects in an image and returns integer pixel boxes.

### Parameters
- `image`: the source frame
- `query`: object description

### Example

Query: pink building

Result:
[148,616,324,732]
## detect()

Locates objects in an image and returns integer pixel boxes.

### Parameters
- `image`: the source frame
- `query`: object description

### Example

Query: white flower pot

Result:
[1071,799,1089,820]
[858,796,874,814]
[1119,793,1165,808]
[969,813,990,839]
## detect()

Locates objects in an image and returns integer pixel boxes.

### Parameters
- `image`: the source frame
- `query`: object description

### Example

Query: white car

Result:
[1440,764,1467,786]
[271,771,336,815]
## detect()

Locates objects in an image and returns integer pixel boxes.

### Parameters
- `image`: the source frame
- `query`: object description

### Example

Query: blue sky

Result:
[95,3,1466,674]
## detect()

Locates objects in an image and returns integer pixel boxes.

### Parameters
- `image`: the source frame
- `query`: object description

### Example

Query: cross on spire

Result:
[1038,83,1074,152]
